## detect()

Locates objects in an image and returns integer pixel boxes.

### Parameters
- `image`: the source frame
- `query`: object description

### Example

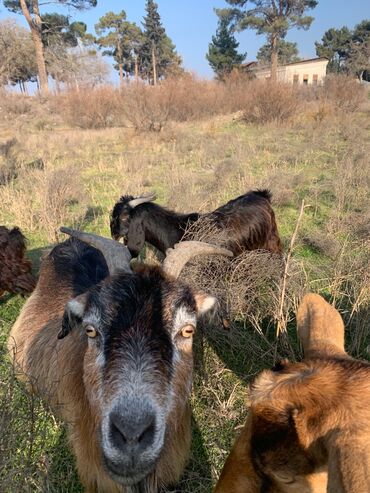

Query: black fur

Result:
[110,189,282,257]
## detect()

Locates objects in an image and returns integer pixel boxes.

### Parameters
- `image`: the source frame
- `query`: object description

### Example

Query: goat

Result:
[215,293,370,493]
[0,225,36,297]
[110,190,282,258]
[8,229,232,493]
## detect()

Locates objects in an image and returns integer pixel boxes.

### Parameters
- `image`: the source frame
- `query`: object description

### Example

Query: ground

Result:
[0,89,369,492]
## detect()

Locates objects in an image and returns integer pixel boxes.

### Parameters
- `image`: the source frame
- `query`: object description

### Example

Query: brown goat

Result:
[0,226,35,296]
[8,229,232,493]
[215,293,370,493]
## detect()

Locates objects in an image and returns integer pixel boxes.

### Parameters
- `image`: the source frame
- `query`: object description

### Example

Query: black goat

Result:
[110,190,282,258]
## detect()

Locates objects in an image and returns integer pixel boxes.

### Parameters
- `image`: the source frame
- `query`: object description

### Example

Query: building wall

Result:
[253,59,329,85]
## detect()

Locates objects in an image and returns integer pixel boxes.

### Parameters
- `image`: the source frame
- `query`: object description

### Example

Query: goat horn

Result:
[163,241,233,279]
[60,227,132,275]
[128,192,157,209]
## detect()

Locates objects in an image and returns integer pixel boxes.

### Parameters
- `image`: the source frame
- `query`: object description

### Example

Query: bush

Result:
[59,86,121,129]
[242,81,301,124]
[321,74,367,113]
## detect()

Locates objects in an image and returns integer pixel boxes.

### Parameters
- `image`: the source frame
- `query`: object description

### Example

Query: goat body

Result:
[110,190,282,257]
[0,226,35,296]
[215,294,370,493]
[9,237,217,492]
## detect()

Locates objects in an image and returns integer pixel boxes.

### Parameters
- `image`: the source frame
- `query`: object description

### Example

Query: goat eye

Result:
[85,325,98,338]
[180,324,195,338]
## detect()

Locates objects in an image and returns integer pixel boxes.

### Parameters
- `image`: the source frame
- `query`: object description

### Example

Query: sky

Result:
[1,0,369,81]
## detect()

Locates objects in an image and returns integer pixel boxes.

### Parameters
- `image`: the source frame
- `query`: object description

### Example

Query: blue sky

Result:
[1,0,369,80]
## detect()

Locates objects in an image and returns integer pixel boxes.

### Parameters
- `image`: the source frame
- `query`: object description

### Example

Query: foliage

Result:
[257,39,300,65]
[0,18,37,90]
[218,0,317,78]
[315,26,352,72]
[2,0,97,94]
[95,10,143,83]
[207,16,246,79]
[316,20,370,81]
[141,0,182,84]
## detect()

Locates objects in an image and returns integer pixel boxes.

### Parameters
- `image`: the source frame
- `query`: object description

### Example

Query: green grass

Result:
[0,107,369,492]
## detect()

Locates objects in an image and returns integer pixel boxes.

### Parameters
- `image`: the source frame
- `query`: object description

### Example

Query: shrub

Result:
[321,74,367,113]
[59,86,121,129]
[242,81,301,124]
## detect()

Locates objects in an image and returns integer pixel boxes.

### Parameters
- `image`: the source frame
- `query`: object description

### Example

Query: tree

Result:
[0,18,37,91]
[207,16,246,79]
[141,0,181,85]
[95,11,144,87]
[218,0,317,81]
[315,27,352,73]
[257,39,300,65]
[2,0,97,95]
[346,39,370,81]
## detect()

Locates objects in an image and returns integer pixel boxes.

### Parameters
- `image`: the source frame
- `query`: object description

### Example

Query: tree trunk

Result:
[19,0,49,96]
[118,63,124,89]
[152,44,157,86]
[134,55,139,83]
[270,34,278,82]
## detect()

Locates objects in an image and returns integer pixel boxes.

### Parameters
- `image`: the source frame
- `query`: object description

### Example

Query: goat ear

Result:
[127,218,145,256]
[194,291,217,315]
[58,294,87,339]
[297,293,346,358]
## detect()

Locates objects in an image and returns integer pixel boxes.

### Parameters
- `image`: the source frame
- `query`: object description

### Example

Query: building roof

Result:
[241,57,329,72]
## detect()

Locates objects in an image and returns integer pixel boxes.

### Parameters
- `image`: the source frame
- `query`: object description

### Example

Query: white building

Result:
[245,57,329,85]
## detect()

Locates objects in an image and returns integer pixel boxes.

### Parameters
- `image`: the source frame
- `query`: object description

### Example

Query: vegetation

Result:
[316,20,370,81]
[0,19,37,92]
[257,39,300,65]
[140,0,182,85]
[218,0,317,80]
[207,16,246,79]
[95,10,143,87]
[2,0,97,95]
[0,75,369,492]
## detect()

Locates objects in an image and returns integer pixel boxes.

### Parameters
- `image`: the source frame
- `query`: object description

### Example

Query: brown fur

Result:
[8,244,203,492]
[215,294,370,493]
[0,226,36,296]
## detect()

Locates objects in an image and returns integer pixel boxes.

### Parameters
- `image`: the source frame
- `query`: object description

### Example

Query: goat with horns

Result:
[110,190,282,258]
[8,230,232,492]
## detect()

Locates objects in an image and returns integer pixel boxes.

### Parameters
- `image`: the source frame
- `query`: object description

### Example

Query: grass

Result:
[0,83,370,492]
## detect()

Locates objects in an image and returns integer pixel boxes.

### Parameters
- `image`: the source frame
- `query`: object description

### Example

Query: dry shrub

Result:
[59,86,121,129]
[0,166,87,241]
[120,82,172,132]
[242,81,301,125]
[321,74,367,113]
[181,250,305,334]
[0,92,32,116]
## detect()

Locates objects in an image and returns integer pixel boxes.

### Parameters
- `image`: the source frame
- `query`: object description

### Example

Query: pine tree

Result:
[141,0,181,84]
[257,40,300,65]
[207,16,246,79]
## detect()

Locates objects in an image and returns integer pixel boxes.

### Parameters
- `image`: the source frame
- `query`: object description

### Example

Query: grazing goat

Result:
[8,229,232,492]
[215,293,370,493]
[110,190,282,258]
[0,226,36,296]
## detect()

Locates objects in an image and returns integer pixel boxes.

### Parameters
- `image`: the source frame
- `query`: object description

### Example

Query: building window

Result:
[293,74,299,84]
[312,74,318,86]
[303,74,309,85]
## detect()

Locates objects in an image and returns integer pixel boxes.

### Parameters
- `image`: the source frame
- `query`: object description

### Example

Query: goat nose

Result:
[109,409,156,452]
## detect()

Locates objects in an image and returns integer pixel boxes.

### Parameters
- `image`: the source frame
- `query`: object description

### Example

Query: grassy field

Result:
[0,81,370,492]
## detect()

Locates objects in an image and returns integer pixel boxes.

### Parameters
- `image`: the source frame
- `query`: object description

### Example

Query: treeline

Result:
[0,0,181,94]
